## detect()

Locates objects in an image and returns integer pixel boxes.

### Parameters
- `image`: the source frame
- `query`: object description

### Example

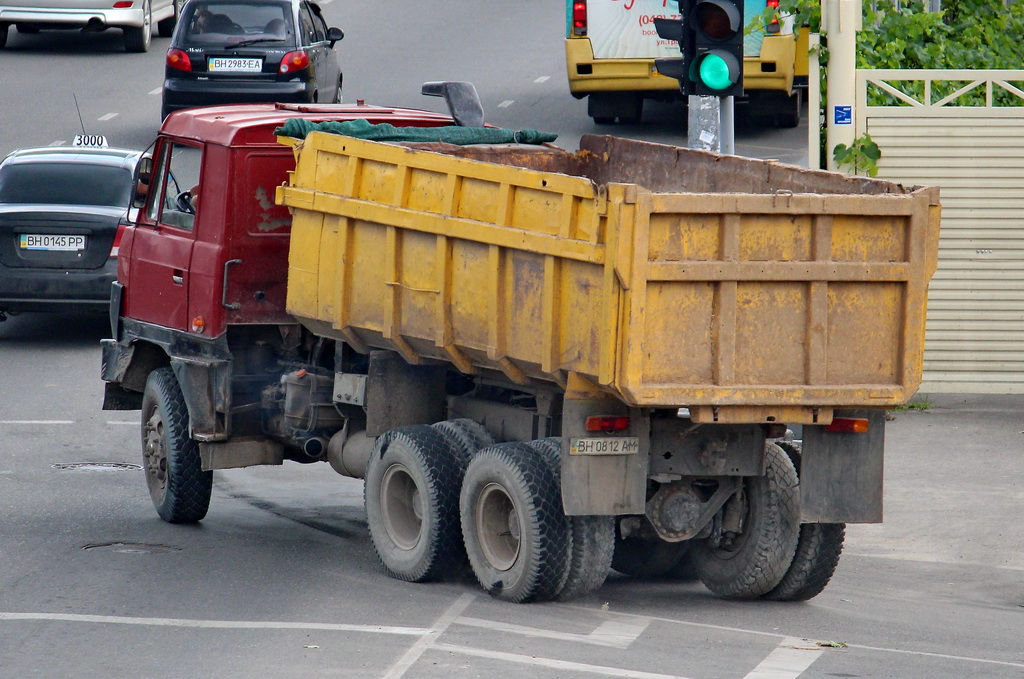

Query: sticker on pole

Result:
[834,106,852,125]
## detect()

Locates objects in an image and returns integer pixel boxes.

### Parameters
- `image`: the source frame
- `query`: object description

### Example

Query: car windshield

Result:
[180,1,293,46]
[0,163,132,207]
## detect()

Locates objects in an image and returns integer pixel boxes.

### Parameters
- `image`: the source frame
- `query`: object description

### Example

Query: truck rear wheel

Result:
[140,367,212,523]
[431,418,495,466]
[529,438,614,601]
[365,426,466,582]
[690,443,800,599]
[461,442,570,603]
[763,522,845,601]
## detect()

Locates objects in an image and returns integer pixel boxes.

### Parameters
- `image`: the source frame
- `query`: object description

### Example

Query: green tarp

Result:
[275,118,558,145]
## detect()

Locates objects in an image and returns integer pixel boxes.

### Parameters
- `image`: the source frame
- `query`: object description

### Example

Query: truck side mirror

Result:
[132,156,153,209]
[327,27,343,47]
[421,81,484,128]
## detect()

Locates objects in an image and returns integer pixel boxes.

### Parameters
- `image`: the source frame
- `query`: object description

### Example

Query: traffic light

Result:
[689,0,744,97]
[655,0,744,98]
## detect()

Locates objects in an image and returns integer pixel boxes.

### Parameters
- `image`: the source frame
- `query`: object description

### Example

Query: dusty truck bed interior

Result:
[278,131,940,421]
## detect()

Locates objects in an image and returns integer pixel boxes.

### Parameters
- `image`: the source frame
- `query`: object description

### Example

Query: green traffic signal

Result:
[698,53,733,91]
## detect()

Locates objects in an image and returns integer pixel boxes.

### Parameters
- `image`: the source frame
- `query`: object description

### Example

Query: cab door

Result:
[125,139,203,331]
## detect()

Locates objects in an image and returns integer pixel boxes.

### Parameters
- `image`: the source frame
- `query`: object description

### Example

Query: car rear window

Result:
[0,163,132,207]
[180,1,293,45]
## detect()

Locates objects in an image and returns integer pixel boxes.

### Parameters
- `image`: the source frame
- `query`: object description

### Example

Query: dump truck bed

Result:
[277,132,939,422]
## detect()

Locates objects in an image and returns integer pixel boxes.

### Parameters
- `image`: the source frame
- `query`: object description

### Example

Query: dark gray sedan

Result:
[0,142,141,320]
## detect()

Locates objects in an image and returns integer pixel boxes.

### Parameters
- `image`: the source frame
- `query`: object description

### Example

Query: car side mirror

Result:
[421,81,485,128]
[327,26,343,47]
[132,156,153,209]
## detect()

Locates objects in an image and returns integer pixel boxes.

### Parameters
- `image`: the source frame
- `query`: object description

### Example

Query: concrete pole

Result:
[808,31,821,169]
[823,0,861,171]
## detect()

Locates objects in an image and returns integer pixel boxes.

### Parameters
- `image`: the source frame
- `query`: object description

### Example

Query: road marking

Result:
[743,638,824,678]
[0,420,74,425]
[435,643,693,679]
[384,593,474,679]
[0,612,431,635]
[846,643,1024,670]
[149,87,162,95]
[107,421,137,426]
[98,112,119,121]
[534,75,551,83]
[48,140,66,146]
[456,615,649,649]
[497,100,514,108]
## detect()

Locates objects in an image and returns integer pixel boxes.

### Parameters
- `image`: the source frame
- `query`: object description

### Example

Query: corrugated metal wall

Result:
[857,69,1024,393]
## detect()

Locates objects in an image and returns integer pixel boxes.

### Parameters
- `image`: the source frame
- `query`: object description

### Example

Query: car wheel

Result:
[140,367,212,523]
[333,74,343,103]
[157,0,180,37]
[124,0,152,53]
[0,23,8,49]
[16,23,39,34]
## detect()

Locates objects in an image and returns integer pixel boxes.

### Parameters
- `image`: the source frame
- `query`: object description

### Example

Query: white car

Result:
[0,0,179,52]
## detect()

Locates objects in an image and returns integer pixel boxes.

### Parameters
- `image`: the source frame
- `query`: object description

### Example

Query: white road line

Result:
[743,638,824,679]
[98,112,119,121]
[456,615,649,649]
[846,643,1024,670]
[0,612,431,635]
[0,420,74,425]
[534,75,551,83]
[497,100,514,108]
[48,140,66,146]
[384,594,474,679]
[106,421,137,426]
[149,87,162,95]
[434,643,693,679]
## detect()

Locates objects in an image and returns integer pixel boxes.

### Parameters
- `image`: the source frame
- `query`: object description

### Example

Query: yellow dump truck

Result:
[102,93,939,605]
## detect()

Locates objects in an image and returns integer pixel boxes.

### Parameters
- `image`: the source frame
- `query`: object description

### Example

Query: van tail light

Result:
[167,48,192,72]
[571,2,587,36]
[279,51,310,73]
[826,417,870,434]
[585,416,630,433]
[766,0,781,33]
[112,1,133,6]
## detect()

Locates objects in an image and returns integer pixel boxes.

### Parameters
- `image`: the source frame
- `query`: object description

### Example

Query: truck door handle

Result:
[222,258,243,310]
[172,270,184,285]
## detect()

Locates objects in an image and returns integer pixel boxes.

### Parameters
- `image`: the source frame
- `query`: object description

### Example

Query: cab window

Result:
[146,142,202,230]
[298,4,317,44]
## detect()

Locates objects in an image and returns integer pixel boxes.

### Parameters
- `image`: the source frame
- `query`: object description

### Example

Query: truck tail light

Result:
[571,1,587,36]
[279,51,309,73]
[585,416,630,433]
[826,417,869,434]
[766,0,781,33]
[167,48,192,72]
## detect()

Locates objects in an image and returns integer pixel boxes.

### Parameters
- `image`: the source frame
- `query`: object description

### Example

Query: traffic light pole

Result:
[686,95,734,155]
[721,95,735,155]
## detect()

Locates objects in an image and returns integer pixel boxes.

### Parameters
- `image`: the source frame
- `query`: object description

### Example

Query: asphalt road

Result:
[0,3,1021,677]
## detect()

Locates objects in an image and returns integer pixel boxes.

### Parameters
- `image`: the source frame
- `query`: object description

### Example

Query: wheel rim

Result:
[475,482,520,571]
[142,408,168,504]
[143,0,151,46]
[380,463,423,551]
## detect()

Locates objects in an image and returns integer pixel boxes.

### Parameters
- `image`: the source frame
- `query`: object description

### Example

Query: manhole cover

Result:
[83,542,181,554]
[52,462,142,472]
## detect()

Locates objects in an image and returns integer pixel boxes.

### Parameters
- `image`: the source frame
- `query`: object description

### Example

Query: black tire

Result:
[0,23,8,49]
[140,367,212,523]
[774,90,802,129]
[157,0,180,37]
[529,438,614,601]
[123,0,152,53]
[763,522,845,601]
[611,533,690,579]
[364,425,465,583]
[461,442,570,603]
[333,75,343,103]
[690,443,800,599]
[431,418,495,467]
[16,23,38,34]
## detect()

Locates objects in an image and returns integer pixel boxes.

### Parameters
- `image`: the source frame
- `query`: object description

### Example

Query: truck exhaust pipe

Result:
[300,436,330,461]
[327,429,375,479]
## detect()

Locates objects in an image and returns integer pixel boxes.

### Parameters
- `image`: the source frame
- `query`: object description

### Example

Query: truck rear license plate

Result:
[19,234,86,251]
[569,437,640,455]
[208,57,262,72]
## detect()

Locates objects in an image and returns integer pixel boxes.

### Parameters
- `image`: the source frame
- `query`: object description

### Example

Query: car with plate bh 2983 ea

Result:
[162,0,343,120]
[0,136,142,321]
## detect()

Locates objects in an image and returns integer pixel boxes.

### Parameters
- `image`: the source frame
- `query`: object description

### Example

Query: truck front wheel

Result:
[461,443,570,603]
[365,426,465,582]
[140,367,212,523]
[690,443,800,599]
